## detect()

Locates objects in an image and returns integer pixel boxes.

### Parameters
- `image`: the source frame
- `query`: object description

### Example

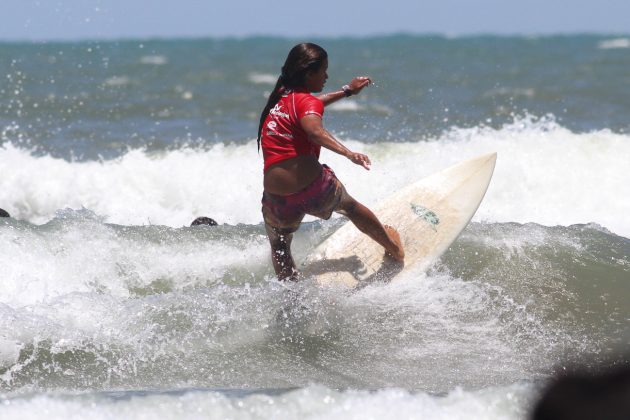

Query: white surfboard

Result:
[302,152,497,287]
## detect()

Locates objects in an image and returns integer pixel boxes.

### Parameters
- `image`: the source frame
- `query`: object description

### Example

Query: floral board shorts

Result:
[262,165,348,234]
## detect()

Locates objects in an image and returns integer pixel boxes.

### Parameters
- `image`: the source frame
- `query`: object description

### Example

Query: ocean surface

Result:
[1,34,629,419]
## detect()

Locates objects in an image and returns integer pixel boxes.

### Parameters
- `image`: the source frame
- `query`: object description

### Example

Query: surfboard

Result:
[302,152,497,287]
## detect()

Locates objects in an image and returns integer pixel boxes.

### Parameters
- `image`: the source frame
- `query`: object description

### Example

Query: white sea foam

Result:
[0,383,536,420]
[483,87,535,98]
[0,219,577,383]
[0,143,262,227]
[0,213,268,306]
[0,338,22,368]
[103,76,131,87]
[598,38,630,49]
[139,55,168,65]
[248,72,278,84]
[328,99,363,112]
[1,117,629,237]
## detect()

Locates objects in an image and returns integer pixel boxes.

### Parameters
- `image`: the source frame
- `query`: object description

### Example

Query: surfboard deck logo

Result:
[410,203,440,231]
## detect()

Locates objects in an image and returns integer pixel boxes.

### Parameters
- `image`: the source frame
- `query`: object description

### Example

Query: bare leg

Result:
[265,224,298,281]
[337,196,405,261]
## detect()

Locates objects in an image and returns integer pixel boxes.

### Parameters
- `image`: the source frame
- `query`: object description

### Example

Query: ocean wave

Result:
[1,116,629,236]
[598,38,630,49]
[483,87,536,99]
[0,383,536,420]
[102,76,132,87]
[139,55,168,65]
[1,219,627,392]
[247,72,278,85]
[0,211,269,306]
[328,100,363,112]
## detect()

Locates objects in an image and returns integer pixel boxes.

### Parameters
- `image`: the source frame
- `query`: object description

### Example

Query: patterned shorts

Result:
[262,165,348,234]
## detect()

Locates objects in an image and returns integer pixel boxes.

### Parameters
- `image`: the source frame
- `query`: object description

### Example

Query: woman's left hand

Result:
[346,76,372,95]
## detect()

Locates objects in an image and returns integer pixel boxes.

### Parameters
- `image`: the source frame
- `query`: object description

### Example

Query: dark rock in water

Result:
[190,216,218,226]
[0,208,10,217]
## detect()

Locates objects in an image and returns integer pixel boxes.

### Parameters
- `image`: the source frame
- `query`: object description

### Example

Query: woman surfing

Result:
[258,43,404,281]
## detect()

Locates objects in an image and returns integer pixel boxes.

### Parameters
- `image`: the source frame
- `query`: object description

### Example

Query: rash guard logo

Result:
[269,103,290,119]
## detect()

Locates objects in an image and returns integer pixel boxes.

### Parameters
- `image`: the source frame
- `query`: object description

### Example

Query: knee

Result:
[338,199,358,216]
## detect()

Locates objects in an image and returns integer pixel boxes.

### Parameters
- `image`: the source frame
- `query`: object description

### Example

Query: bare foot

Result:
[384,225,405,262]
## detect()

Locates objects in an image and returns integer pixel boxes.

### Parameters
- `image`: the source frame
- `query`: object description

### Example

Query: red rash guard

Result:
[261,89,324,172]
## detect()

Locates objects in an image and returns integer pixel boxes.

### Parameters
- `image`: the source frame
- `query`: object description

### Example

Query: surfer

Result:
[258,43,404,281]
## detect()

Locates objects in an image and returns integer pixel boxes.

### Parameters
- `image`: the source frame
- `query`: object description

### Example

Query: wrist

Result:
[341,85,353,97]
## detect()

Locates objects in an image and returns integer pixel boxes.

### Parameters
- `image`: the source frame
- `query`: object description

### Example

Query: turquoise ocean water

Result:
[1,35,629,419]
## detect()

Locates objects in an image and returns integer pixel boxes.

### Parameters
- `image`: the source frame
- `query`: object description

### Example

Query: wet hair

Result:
[0,208,9,217]
[190,216,218,227]
[257,43,328,151]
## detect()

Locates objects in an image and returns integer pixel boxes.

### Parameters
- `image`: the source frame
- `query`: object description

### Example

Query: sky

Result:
[1,0,629,41]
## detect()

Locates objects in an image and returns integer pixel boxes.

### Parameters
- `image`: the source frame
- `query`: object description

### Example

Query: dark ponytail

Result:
[257,43,328,151]
[257,77,285,152]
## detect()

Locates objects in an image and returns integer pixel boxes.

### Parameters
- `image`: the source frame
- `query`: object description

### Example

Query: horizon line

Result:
[1,30,629,44]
